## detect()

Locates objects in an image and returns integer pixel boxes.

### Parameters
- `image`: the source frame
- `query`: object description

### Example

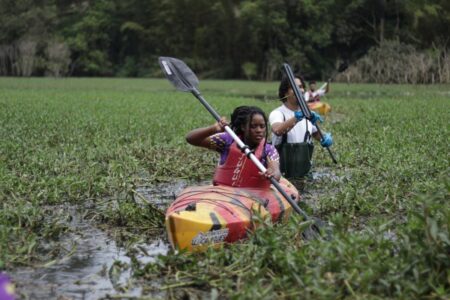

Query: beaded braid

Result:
[230,106,251,135]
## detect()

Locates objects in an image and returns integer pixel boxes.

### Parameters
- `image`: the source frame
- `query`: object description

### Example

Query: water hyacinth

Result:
[0,78,448,298]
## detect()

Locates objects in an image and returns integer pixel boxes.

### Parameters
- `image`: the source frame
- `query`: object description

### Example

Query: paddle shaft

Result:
[158,56,311,219]
[282,64,337,164]
[190,87,310,219]
[318,82,328,92]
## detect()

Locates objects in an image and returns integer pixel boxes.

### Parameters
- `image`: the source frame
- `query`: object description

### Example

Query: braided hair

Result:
[278,74,306,101]
[230,106,268,159]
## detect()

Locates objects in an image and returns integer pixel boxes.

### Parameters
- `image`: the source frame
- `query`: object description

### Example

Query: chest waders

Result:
[275,113,314,178]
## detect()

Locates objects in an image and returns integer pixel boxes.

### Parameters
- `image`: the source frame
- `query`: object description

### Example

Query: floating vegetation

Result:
[10,205,169,299]
[1,78,448,298]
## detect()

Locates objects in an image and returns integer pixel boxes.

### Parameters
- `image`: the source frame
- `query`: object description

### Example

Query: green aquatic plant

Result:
[0,78,448,298]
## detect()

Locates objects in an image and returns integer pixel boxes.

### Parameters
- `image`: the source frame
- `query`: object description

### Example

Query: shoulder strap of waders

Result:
[304,120,311,143]
[280,112,287,145]
[281,112,311,144]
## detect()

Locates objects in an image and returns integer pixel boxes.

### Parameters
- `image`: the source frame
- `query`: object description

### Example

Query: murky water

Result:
[311,167,343,182]
[11,205,169,300]
[135,179,201,210]
[300,166,349,210]
[10,179,215,300]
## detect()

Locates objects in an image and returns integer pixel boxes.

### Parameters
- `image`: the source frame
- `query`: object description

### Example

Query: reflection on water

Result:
[11,208,169,300]
[11,179,214,299]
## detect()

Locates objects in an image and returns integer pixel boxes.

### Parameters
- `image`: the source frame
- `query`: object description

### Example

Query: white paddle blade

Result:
[158,57,199,92]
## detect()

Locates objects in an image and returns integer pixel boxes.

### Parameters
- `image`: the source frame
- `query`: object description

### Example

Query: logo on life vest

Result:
[191,228,229,246]
[231,155,246,186]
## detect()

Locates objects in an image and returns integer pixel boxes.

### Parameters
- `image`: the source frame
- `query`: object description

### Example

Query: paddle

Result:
[311,62,349,96]
[326,61,349,83]
[158,56,323,235]
[282,63,338,164]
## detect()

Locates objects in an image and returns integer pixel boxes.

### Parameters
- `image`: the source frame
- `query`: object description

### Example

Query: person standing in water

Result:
[186,106,281,188]
[269,75,333,191]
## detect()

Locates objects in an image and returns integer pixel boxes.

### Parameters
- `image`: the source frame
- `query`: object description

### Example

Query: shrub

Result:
[338,40,450,84]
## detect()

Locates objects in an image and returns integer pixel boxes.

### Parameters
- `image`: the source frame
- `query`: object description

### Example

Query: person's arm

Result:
[270,111,304,136]
[317,82,329,95]
[311,123,321,141]
[264,159,281,181]
[259,144,281,181]
[312,131,321,141]
[271,118,297,136]
[186,117,227,149]
[305,91,311,102]
[312,131,333,147]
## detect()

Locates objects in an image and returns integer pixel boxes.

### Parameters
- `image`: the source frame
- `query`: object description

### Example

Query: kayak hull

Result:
[308,102,331,115]
[165,178,299,251]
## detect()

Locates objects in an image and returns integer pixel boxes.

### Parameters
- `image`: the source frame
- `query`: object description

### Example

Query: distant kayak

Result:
[308,102,331,115]
[165,178,299,251]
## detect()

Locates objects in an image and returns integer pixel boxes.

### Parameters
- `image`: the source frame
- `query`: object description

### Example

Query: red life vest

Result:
[213,139,271,189]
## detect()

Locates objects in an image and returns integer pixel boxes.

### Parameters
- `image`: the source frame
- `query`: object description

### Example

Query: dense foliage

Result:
[0,78,448,298]
[0,0,449,82]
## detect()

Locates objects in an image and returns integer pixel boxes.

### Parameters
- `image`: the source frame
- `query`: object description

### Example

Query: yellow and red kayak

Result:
[308,101,331,116]
[165,178,299,251]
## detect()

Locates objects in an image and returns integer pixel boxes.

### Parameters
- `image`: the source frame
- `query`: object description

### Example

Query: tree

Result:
[0,0,448,80]
[62,0,117,75]
[46,39,70,77]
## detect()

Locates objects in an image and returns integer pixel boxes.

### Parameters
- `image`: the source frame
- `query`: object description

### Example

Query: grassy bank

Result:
[0,78,448,298]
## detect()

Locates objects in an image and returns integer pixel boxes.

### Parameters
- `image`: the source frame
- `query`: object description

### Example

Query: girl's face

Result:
[286,78,304,103]
[242,113,266,147]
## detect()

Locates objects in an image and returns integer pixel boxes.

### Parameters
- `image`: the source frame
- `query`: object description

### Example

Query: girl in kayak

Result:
[186,106,281,188]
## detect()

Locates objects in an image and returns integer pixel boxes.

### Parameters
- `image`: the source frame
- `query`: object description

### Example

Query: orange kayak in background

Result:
[165,178,299,251]
[308,102,331,116]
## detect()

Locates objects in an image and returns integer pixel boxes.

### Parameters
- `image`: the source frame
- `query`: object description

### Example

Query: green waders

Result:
[275,113,314,192]
[277,142,314,178]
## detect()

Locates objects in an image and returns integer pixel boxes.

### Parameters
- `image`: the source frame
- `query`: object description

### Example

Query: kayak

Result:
[165,178,299,251]
[308,101,331,116]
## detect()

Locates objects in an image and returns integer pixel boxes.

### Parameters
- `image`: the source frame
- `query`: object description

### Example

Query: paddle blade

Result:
[282,63,311,118]
[338,62,349,73]
[158,57,199,92]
